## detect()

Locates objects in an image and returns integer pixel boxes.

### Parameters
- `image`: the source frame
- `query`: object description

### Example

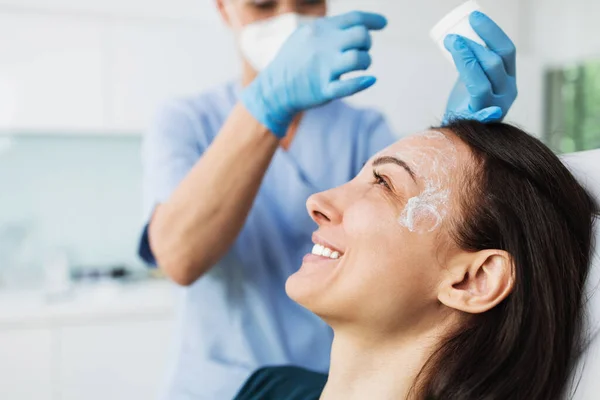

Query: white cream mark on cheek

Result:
[399,187,450,233]
[396,131,457,234]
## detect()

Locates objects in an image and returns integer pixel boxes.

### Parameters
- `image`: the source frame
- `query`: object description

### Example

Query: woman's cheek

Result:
[342,200,398,238]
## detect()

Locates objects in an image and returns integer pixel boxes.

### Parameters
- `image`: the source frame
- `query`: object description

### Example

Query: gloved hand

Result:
[443,11,517,124]
[241,11,387,138]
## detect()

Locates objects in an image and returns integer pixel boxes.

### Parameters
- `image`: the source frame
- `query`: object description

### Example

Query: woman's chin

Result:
[285,254,343,309]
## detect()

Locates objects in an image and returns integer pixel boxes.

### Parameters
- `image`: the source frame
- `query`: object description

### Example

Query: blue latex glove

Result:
[241,11,387,138]
[443,11,518,124]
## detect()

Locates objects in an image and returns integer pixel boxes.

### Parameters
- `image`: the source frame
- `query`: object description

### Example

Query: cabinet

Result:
[0,328,54,400]
[0,281,175,400]
[58,320,172,400]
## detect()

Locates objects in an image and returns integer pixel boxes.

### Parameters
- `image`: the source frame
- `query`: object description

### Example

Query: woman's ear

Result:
[438,250,514,314]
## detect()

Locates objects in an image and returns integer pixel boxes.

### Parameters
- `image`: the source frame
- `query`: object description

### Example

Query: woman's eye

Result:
[373,171,391,189]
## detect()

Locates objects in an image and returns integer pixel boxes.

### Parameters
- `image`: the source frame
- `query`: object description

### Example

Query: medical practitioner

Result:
[139,0,518,398]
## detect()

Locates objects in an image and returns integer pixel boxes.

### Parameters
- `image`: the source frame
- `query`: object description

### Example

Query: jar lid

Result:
[430,0,481,43]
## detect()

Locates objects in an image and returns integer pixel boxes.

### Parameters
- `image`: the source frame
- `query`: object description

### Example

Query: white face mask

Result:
[228,10,318,71]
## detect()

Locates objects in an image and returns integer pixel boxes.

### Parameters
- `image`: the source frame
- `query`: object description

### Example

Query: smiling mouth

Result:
[310,244,343,260]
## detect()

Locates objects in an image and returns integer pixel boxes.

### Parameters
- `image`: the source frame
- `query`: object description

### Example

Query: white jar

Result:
[430,0,487,63]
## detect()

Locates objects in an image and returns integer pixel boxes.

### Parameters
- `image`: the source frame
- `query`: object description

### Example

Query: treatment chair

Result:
[563,149,600,399]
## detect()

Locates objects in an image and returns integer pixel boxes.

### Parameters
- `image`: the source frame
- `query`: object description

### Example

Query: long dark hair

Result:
[414,120,598,400]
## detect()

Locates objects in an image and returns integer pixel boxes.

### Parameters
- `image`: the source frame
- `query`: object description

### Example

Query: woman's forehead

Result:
[377,131,459,176]
[396,130,453,149]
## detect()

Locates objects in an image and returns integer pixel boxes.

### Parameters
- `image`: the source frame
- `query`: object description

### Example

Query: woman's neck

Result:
[321,327,444,400]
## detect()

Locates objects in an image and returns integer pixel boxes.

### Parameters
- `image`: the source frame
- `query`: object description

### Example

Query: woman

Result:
[139,0,518,397]
[237,120,598,399]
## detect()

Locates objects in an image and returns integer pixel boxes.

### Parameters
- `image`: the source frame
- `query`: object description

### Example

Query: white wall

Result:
[0,0,207,21]
[330,0,543,135]
[530,0,600,65]
[0,0,546,136]
[0,13,106,132]
[0,1,238,133]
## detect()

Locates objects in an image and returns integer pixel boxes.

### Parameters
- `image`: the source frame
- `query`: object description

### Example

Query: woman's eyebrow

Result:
[372,156,417,184]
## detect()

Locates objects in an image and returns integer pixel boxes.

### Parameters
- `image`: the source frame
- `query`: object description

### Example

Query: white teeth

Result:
[311,244,342,260]
[312,244,324,256]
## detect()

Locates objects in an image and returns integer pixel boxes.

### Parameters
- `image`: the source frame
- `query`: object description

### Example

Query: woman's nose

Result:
[306,189,342,226]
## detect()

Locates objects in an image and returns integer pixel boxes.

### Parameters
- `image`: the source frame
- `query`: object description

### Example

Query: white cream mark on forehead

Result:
[396,130,457,233]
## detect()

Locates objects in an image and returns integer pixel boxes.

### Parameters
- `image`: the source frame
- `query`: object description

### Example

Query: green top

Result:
[234,366,328,400]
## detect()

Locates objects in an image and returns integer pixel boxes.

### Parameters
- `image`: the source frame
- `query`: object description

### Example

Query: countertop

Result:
[0,279,176,328]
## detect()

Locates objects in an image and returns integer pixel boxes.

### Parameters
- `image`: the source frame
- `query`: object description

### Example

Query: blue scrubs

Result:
[139,81,396,399]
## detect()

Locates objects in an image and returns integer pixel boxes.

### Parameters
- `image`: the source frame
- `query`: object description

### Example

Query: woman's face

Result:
[286,131,469,334]
[220,0,327,27]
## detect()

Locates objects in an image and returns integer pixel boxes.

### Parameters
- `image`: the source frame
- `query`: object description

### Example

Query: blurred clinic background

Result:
[0,0,599,399]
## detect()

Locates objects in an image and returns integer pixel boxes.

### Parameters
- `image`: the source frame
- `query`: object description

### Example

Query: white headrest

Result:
[562,149,600,399]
